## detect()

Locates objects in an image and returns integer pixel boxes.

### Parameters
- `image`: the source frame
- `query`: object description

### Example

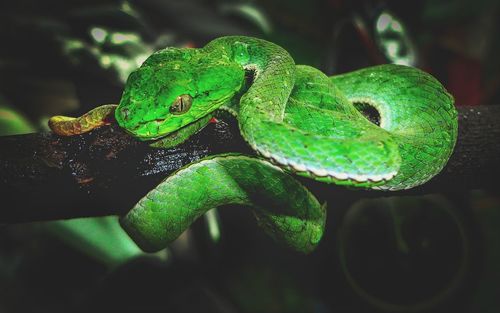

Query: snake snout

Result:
[119,107,131,121]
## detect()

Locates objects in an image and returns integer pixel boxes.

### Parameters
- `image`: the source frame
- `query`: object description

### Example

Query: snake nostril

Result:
[121,108,130,121]
[354,102,381,127]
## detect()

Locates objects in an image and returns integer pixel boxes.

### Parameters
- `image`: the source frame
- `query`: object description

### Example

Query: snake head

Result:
[116,47,245,140]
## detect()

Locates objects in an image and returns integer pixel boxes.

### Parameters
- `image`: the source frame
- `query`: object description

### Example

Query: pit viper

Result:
[49,36,457,253]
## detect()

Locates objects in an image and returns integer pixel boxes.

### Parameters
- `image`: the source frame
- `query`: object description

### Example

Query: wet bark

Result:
[0,105,499,223]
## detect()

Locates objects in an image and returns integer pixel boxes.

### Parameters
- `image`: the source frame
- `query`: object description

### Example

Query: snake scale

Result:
[49,36,457,253]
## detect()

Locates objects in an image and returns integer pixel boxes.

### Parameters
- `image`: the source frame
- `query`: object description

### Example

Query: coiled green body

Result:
[50,36,457,252]
[120,154,326,253]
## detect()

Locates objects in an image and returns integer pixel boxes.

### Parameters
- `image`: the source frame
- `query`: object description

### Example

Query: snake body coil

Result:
[49,36,457,252]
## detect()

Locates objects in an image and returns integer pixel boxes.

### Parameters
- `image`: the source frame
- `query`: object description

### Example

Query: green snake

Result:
[49,36,457,253]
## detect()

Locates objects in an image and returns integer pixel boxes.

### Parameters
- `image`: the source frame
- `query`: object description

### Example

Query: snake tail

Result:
[120,154,326,253]
[48,104,117,136]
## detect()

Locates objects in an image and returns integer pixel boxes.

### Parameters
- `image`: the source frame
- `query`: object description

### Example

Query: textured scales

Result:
[121,154,326,253]
[48,36,457,252]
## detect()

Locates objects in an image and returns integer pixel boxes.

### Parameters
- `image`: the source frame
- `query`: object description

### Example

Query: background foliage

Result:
[0,0,499,312]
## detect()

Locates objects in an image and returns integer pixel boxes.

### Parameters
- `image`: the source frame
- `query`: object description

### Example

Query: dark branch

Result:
[0,106,499,224]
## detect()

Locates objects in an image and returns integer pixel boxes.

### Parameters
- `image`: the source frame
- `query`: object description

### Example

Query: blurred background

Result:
[0,0,499,312]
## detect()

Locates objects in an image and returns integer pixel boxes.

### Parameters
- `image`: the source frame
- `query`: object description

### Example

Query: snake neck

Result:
[206,37,296,118]
[204,36,296,150]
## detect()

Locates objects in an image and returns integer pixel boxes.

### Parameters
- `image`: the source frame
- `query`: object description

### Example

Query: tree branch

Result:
[0,106,499,224]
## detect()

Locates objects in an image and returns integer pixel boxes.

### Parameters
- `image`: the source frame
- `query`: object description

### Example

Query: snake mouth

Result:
[128,119,178,141]
[127,97,230,141]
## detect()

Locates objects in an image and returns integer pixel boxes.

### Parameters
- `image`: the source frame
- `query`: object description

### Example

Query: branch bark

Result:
[0,106,499,224]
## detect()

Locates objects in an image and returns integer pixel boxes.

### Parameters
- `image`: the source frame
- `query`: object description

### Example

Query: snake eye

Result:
[170,94,193,115]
